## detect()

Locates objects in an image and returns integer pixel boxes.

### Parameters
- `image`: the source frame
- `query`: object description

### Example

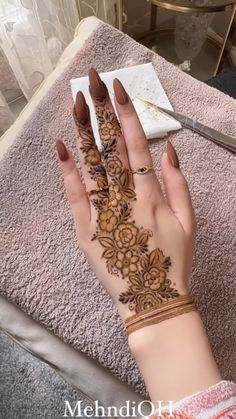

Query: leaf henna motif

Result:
[73,99,180,313]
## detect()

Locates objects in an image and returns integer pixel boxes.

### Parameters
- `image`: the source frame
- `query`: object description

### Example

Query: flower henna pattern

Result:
[85,148,101,166]
[97,106,121,142]
[106,155,123,177]
[115,250,139,277]
[109,182,123,208]
[114,223,139,249]
[73,106,108,205]
[98,209,118,233]
[73,97,179,314]
[119,249,177,312]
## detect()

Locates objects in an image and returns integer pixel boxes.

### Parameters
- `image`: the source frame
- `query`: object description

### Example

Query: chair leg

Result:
[150,3,157,31]
[214,6,236,75]
[116,0,123,31]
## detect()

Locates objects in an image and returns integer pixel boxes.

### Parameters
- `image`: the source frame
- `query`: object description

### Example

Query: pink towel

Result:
[1,21,236,395]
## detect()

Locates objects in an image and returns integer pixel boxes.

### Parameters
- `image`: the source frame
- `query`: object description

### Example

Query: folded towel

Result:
[1,19,236,396]
[70,63,181,147]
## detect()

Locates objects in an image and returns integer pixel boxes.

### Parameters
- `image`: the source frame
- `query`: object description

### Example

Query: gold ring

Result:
[129,165,154,175]
[87,186,109,196]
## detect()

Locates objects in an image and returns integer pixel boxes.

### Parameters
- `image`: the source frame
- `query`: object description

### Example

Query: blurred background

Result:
[0,0,235,136]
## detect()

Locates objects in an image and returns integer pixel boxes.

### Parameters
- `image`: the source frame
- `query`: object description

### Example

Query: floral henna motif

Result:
[73,106,108,205]
[85,148,101,166]
[106,155,123,177]
[98,209,118,233]
[119,249,178,313]
[109,182,123,207]
[115,250,139,277]
[96,102,121,142]
[74,99,179,313]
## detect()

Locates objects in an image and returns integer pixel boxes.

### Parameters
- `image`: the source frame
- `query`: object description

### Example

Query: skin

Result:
[55,69,221,403]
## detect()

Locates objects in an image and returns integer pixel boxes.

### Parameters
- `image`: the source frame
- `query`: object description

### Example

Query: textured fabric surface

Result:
[1,21,236,396]
[0,331,94,419]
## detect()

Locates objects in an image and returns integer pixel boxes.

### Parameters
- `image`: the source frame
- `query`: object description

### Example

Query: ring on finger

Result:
[129,165,154,175]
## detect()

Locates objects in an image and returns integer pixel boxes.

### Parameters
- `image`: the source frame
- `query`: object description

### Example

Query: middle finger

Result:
[88,68,130,185]
[113,79,164,203]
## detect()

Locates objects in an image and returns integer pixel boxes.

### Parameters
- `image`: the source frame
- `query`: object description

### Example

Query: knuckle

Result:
[177,174,188,188]
[174,174,189,192]
[138,187,161,211]
[75,222,92,247]
[131,137,148,153]
[67,190,80,206]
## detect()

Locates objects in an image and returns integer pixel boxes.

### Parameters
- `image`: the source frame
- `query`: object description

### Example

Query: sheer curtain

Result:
[77,0,117,26]
[0,0,79,136]
[0,0,118,136]
[0,0,80,99]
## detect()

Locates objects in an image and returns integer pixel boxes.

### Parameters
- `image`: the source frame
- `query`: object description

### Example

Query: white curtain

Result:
[0,0,118,136]
[77,0,117,26]
[0,0,79,136]
[0,91,15,136]
[0,0,80,100]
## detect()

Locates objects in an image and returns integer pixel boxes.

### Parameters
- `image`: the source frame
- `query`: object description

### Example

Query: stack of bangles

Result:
[125,295,196,335]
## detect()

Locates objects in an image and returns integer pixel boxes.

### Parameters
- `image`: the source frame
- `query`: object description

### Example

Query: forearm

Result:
[128,310,222,402]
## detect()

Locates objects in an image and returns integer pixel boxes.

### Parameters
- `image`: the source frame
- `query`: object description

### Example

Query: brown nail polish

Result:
[167,141,179,168]
[113,78,128,105]
[75,91,89,124]
[55,140,69,162]
[88,68,107,100]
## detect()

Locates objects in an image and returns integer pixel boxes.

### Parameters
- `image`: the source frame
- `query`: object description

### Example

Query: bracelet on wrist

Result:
[125,294,196,335]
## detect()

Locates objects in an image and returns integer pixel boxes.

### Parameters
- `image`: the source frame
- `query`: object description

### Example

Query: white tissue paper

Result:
[70,63,181,148]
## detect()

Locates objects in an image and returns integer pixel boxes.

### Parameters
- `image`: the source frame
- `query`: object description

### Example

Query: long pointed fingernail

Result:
[167,141,179,168]
[75,91,89,124]
[55,140,69,162]
[89,68,107,101]
[113,79,128,105]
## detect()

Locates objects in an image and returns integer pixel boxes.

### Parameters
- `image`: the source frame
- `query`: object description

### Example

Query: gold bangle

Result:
[125,295,196,335]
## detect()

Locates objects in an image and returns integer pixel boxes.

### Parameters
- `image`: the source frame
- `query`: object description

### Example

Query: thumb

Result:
[161,141,196,236]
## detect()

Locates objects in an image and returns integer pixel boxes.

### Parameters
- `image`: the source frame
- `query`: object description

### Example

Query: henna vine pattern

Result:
[74,99,179,313]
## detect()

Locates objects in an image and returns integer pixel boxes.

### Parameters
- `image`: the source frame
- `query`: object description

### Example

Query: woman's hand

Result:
[55,68,196,323]
[55,69,222,401]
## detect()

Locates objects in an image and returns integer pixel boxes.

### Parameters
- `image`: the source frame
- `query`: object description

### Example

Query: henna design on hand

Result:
[74,96,179,314]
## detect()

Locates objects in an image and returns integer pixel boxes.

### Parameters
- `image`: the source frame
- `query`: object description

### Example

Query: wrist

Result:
[128,309,200,356]
[128,310,221,401]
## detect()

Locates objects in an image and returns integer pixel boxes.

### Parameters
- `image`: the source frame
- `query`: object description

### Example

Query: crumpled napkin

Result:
[70,63,181,147]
